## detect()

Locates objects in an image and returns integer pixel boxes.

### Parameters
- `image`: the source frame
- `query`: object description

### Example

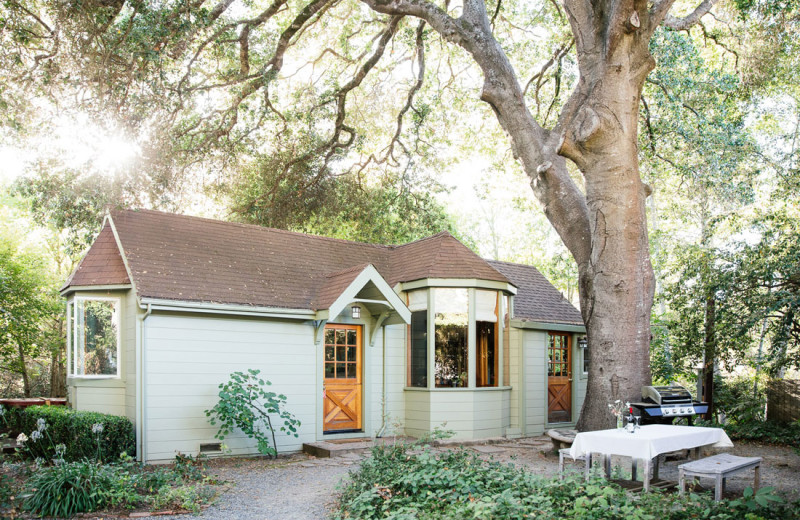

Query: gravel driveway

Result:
[153,436,800,520]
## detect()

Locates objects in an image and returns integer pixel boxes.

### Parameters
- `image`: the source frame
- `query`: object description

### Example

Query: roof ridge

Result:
[388,230,453,250]
[324,263,372,278]
[487,258,544,270]
[113,208,393,251]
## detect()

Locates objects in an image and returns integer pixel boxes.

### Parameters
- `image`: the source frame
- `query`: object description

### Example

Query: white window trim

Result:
[70,295,122,379]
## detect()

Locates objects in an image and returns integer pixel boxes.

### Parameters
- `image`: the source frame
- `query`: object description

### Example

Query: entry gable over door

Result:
[312,264,411,328]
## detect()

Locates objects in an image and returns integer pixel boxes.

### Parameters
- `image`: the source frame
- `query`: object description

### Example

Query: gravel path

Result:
[152,436,799,520]
[158,454,357,520]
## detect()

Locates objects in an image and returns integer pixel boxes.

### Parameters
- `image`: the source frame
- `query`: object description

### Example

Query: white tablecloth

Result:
[568,424,733,461]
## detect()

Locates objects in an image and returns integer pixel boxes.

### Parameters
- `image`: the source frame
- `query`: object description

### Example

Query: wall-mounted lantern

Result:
[578,337,588,349]
[351,305,361,319]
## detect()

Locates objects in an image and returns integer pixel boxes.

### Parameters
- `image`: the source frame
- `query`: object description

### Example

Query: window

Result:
[476,290,498,387]
[72,298,121,377]
[409,311,428,387]
[547,332,570,377]
[324,325,359,379]
[434,288,468,388]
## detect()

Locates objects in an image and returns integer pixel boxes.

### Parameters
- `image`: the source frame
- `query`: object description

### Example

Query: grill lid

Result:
[642,385,693,405]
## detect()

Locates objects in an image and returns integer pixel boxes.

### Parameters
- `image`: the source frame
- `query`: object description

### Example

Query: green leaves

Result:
[204,369,301,458]
[334,442,800,520]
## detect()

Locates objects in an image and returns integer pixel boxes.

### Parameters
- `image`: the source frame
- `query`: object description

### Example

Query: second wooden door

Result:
[547,332,572,423]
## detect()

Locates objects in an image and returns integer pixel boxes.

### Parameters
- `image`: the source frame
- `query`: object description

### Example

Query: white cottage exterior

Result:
[62,209,586,462]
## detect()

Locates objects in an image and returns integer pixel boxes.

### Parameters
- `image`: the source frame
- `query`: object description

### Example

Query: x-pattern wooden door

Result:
[547,332,572,423]
[323,324,362,432]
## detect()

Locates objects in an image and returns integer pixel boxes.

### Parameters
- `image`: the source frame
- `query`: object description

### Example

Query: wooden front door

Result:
[323,324,362,432]
[547,332,572,423]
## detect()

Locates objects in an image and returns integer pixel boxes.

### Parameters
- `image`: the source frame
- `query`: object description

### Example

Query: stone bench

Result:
[679,453,762,501]
[546,429,577,451]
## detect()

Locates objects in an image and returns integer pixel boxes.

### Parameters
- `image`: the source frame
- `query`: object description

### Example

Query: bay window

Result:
[407,287,504,389]
[71,297,121,377]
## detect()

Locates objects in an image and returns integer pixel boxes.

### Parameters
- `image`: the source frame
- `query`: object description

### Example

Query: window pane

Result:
[325,346,335,361]
[347,329,357,345]
[336,346,346,361]
[325,364,334,378]
[409,310,427,387]
[347,346,356,361]
[77,300,119,376]
[346,363,356,378]
[476,321,497,387]
[434,289,468,388]
[67,302,74,376]
[335,329,346,345]
[325,328,335,344]
[336,364,346,378]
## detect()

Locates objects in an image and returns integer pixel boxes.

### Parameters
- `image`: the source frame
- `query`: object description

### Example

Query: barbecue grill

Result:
[630,385,709,425]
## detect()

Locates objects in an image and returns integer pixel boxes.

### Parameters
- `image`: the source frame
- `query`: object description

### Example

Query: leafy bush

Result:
[16,406,134,463]
[697,417,800,445]
[22,453,217,518]
[714,375,767,423]
[23,461,120,518]
[205,369,301,457]
[334,441,800,519]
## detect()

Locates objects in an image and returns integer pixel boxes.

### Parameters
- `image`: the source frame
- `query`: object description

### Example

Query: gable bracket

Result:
[313,319,329,345]
[369,311,392,347]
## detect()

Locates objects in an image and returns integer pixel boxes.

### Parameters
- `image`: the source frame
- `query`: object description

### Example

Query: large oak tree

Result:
[1,0,729,429]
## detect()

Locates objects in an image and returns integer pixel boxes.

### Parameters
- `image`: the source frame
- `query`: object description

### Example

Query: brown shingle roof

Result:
[61,223,130,289]
[390,232,508,284]
[487,260,583,326]
[311,264,372,311]
[64,210,577,325]
[63,209,512,309]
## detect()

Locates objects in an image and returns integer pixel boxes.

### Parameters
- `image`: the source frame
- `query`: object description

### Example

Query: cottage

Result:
[61,209,586,462]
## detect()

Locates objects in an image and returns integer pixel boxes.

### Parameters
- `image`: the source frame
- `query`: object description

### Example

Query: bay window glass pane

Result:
[476,321,497,387]
[434,288,468,388]
[75,299,119,376]
[409,310,427,387]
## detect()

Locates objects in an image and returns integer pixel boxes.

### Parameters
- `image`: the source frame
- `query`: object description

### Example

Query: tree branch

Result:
[661,0,718,31]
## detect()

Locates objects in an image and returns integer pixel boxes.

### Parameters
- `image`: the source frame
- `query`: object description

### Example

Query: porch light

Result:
[578,337,588,349]
[351,305,361,319]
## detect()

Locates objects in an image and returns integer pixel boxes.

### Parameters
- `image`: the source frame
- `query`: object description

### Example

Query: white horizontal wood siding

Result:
[368,324,406,436]
[143,313,316,462]
[523,330,547,435]
[124,290,137,423]
[403,389,511,440]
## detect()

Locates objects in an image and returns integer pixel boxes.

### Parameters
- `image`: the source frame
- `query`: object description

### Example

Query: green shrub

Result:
[334,441,800,520]
[16,406,134,463]
[205,369,301,457]
[23,461,118,518]
[697,417,800,445]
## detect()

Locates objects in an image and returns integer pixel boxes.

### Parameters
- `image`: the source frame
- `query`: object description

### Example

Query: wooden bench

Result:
[547,429,577,451]
[558,448,591,480]
[679,453,762,501]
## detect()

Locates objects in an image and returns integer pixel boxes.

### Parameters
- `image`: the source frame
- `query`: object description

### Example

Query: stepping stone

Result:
[472,445,506,454]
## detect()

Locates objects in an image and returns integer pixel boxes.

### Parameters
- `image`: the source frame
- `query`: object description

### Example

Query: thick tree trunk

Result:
[17,343,32,398]
[702,295,716,420]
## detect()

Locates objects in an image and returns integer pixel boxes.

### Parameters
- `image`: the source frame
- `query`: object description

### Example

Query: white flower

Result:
[92,423,104,434]
[37,418,47,432]
[55,444,67,458]
[16,433,28,445]
[30,430,43,442]
[0,405,5,417]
